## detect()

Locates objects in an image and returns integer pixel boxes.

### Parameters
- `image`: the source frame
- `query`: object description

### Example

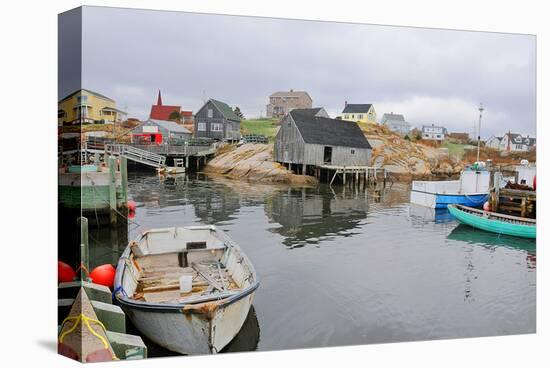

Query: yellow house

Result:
[341,103,377,124]
[58,89,127,125]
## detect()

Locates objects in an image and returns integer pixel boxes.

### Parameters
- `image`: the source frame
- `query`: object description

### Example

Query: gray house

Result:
[131,118,191,144]
[290,107,330,118]
[381,113,411,136]
[274,109,372,172]
[194,99,241,141]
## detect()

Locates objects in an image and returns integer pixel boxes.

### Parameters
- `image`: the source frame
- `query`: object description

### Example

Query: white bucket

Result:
[179,275,193,293]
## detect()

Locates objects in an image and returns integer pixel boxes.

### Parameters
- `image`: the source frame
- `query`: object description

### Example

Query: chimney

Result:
[345,100,348,107]
[290,88,294,92]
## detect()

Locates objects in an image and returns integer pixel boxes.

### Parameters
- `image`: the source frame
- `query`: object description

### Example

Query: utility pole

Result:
[476,103,484,163]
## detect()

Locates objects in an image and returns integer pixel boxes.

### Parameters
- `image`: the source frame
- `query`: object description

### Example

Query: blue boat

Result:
[411,167,490,209]
[432,193,488,209]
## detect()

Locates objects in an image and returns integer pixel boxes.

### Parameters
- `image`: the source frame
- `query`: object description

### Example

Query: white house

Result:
[486,133,536,152]
[381,113,411,136]
[422,124,447,141]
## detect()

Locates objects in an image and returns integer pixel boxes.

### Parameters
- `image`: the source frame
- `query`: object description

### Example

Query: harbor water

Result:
[90,171,536,354]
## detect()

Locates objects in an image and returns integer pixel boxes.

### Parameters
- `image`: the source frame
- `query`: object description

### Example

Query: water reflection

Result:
[264,185,369,248]
[409,204,455,225]
[447,224,536,254]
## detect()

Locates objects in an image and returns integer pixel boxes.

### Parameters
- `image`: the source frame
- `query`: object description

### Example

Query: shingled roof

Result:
[290,110,371,149]
[291,108,323,116]
[342,103,373,114]
[210,99,241,122]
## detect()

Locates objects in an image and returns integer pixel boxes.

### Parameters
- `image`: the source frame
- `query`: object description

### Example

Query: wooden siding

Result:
[194,100,241,140]
[274,114,371,166]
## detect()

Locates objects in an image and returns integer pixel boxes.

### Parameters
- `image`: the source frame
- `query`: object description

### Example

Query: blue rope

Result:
[112,285,128,300]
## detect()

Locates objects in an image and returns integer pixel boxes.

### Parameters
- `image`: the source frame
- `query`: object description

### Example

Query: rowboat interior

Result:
[122,227,254,305]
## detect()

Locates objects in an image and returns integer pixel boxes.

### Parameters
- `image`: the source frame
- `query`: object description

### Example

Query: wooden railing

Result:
[105,144,166,168]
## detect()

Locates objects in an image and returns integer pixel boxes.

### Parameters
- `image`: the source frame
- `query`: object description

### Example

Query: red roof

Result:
[149,90,181,121]
[150,105,181,120]
[181,110,193,117]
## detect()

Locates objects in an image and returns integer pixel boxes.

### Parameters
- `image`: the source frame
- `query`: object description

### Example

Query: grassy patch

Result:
[241,118,279,142]
[442,141,466,159]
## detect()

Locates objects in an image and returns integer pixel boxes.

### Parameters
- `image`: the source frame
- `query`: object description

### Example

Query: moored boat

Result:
[448,204,536,239]
[113,225,259,354]
[410,166,490,209]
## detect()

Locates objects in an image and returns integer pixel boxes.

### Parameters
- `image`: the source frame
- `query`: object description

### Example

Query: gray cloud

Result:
[77,6,535,138]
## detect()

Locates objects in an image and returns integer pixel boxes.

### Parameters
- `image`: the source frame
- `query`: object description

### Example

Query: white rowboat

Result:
[114,225,259,354]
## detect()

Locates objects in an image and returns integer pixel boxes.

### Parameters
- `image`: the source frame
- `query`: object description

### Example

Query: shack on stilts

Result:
[274,109,385,187]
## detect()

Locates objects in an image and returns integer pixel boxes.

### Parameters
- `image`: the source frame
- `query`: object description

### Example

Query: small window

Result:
[351,149,355,154]
[211,123,223,132]
[357,114,363,119]
[207,109,213,118]
[351,114,355,119]
[197,122,206,131]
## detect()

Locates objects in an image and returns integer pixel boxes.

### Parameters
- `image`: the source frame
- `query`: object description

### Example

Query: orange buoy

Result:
[58,261,76,283]
[89,264,116,288]
[483,201,490,212]
[127,200,137,212]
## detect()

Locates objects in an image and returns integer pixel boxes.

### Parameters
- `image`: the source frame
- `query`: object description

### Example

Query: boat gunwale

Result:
[114,225,260,313]
[411,189,489,197]
[450,204,536,225]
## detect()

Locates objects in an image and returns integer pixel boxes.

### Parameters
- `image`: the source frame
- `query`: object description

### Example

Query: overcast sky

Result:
[70,6,535,138]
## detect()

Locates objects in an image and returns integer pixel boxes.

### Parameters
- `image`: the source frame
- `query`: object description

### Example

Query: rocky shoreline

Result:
[204,144,318,185]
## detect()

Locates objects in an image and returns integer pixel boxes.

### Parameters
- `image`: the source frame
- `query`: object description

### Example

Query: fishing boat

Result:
[448,204,536,239]
[113,225,259,355]
[410,166,490,209]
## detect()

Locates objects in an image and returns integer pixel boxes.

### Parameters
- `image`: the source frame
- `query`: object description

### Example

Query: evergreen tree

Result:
[233,106,244,119]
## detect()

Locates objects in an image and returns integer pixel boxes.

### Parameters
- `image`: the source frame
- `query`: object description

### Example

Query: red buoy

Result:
[89,264,116,288]
[58,261,76,283]
[533,175,536,191]
[127,200,137,212]
[483,201,490,212]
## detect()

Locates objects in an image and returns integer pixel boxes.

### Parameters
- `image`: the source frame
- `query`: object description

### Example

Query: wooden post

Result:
[121,156,128,205]
[78,217,89,281]
[343,169,346,185]
[185,156,189,169]
[303,164,307,175]
[108,156,117,225]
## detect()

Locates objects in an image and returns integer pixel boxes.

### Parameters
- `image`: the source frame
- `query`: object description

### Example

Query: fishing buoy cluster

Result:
[58,261,116,288]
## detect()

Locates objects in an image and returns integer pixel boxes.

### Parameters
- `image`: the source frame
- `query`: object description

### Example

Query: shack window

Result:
[198,122,206,131]
[351,149,355,155]
[207,109,213,118]
[212,123,223,131]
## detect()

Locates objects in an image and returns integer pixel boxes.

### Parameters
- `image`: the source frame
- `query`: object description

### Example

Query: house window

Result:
[211,123,223,132]
[207,109,213,118]
[357,114,363,119]
[344,114,349,119]
[351,114,355,119]
[351,149,355,155]
[197,122,206,131]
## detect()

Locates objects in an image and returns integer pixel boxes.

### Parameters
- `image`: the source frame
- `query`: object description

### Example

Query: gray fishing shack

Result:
[194,99,241,141]
[274,109,372,174]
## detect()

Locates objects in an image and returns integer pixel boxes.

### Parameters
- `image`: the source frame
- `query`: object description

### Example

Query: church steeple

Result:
[156,90,162,106]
